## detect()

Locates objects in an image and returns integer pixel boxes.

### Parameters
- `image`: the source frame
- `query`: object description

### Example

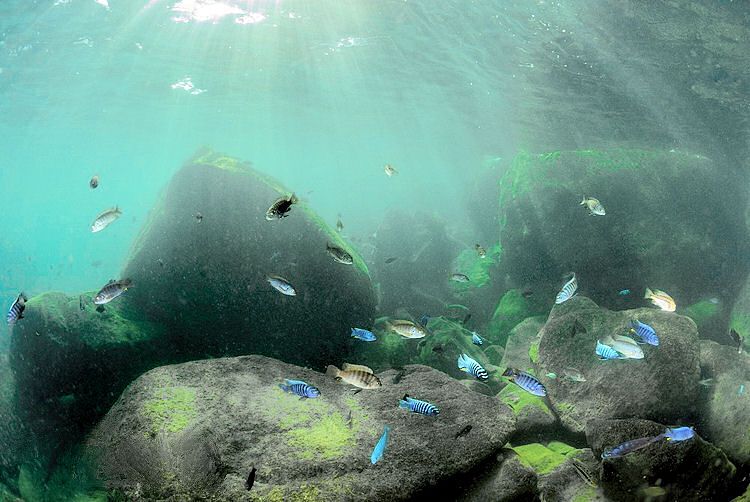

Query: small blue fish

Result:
[6,293,27,325]
[370,425,390,464]
[457,353,488,380]
[555,273,578,304]
[471,332,483,346]
[664,426,694,442]
[602,435,661,459]
[739,384,746,396]
[502,368,546,397]
[629,320,659,346]
[596,340,624,360]
[399,394,439,416]
[278,379,320,399]
[351,328,376,342]
[618,289,631,296]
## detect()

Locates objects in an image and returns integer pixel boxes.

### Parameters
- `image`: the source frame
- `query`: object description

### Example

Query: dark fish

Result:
[463,313,472,324]
[730,328,743,354]
[245,467,256,491]
[454,425,472,439]
[570,459,597,487]
[79,295,85,311]
[432,344,444,354]
[384,257,398,264]
[94,279,132,305]
[346,411,353,429]
[399,394,439,416]
[502,368,546,397]
[326,243,353,265]
[336,217,343,232]
[194,212,203,222]
[265,193,297,220]
[89,175,99,189]
[96,305,105,313]
[7,293,27,325]
[418,314,431,327]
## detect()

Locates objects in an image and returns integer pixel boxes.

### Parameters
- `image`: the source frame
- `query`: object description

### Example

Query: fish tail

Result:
[325,365,340,378]
[644,287,653,299]
[580,196,586,205]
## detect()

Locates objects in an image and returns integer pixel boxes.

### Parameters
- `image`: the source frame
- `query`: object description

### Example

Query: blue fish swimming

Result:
[6,293,27,325]
[618,289,631,296]
[278,379,320,399]
[502,368,546,397]
[399,394,439,416]
[419,314,431,327]
[471,332,483,346]
[602,435,661,459]
[664,426,694,442]
[555,273,578,304]
[370,425,390,464]
[457,353,489,380]
[596,340,625,360]
[351,328,377,342]
[629,320,659,346]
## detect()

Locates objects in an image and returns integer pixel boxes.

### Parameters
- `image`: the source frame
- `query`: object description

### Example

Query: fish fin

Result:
[19,314,24,320]
[325,365,340,379]
[644,287,653,299]
[580,196,586,205]
[402,393,410,401]
[399,400,410,409]
[278,384,289,393]
[298,396,307,401]
[501,368,514,377]
[342,363,374,374]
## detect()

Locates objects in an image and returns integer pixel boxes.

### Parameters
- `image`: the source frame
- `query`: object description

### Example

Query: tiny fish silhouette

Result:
[454,424,472,439]
[245,467,256,491]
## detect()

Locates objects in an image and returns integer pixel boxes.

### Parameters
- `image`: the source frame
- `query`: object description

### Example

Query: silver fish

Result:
[580,196,605,216]
[94,278,132,305]
[450,273,470,283]
[267,275,296,296]
[555,273,578,304]
[91,207,122,233]
[326,243,353,265]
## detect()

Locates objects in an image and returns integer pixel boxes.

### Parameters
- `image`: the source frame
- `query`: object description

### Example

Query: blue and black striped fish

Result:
[555,273,578,304]
[457,353,488,380]
[596,340,624,360]
[278,379,320,399]
[629,320,659,346]
[602,435,661,459]
[6,293,27,325]
[399,394,439,416]
[502,368,546,397]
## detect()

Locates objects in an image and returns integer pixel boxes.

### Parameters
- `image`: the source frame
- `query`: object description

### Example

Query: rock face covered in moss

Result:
[498,149,749,339]
[121,149,375,370]
[536,296,701,434]
[587,418,736,502]
[87,355,516,501]
[9,292,167,443]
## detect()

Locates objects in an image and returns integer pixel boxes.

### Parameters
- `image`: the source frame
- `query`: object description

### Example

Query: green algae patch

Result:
[512,443,567,475]
[546,441,581,457]
[488,289,534,345]
[287,413,354,460]
[142,386,197,434]
[684,300,720,326]
[498,384,552,417]
[250,484,324,502]
[450,243,501,292]
[572,485,599,502]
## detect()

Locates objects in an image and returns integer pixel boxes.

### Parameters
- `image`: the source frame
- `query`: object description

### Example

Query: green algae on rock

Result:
[88,356,515,501]
[449,243,501,293]
[142,386,197,435]
[487,290,546,346]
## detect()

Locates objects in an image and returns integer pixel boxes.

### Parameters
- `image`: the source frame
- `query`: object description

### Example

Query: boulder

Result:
[500,316,545,372]
[731,275,750,353]
[536,448,604,502]
[87,356,516,501]
[498,149,749,341]
[464,453,538,502]
[121,148,376,369]
[487,290,547,346]
[586,418,736,502]
[537,296,701,434]
[699,341,750,466]
[497,384,557,440]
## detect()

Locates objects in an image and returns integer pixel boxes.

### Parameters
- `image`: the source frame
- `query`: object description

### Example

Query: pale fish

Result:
[644,287,676,312]
[91,207,122,233]
[580,196,605,216]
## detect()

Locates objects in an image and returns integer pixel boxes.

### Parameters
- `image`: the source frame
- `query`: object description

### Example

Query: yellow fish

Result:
[645,287,676,312]
[386,320,429,339]
[326,363,382,389]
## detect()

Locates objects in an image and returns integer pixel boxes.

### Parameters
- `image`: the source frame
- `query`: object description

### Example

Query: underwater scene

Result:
[2,0,750,501]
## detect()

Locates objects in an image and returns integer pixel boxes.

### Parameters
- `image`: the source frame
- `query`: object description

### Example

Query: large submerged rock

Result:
[498,149,749,339]
[537,296,701,433]
[586,418,736,502]
[87,355,516,501]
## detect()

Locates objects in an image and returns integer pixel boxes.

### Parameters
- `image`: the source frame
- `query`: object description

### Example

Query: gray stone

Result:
[464,453,538,502]
[537,296,700,434]
[500,316,545,372]
[87,356,516,501]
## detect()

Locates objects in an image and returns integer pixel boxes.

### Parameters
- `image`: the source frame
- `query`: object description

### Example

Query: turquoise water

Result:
[2,1,750,501]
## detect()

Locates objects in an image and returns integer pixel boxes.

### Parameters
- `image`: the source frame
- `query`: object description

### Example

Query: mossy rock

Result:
[511,443,569,475]
[500,316,545,372]
[449,244,501,294]
[88,356,516,501]
[487,290,545,346]
[498,149,749,334]
[9,291,168,449]
[497,383,555,437]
